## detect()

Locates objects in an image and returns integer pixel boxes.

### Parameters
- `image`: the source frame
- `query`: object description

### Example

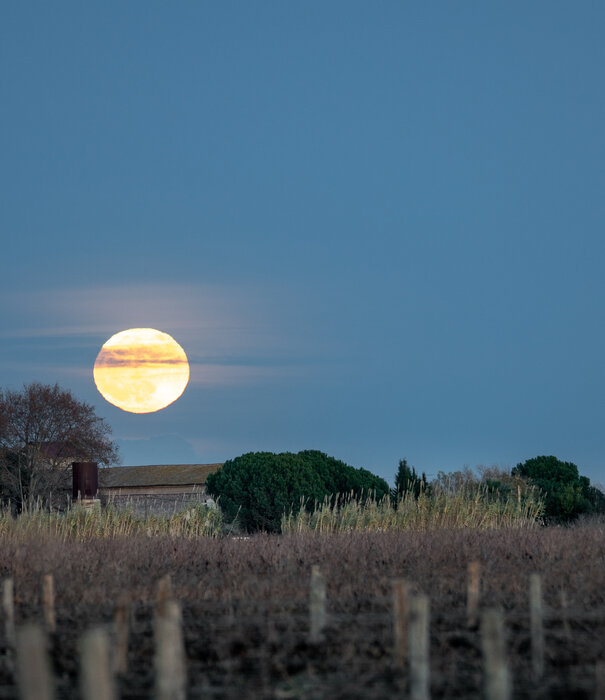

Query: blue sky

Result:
[2,2,604,485]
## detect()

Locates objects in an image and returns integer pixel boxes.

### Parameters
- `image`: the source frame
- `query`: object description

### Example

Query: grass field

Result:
[0,521,603,698]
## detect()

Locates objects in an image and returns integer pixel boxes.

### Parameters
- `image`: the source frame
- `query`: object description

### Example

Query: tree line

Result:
[208,452,605,532]
[392,456,605,523]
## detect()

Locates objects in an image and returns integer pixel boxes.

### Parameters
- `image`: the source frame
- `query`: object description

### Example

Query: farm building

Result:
[96,463,223,516]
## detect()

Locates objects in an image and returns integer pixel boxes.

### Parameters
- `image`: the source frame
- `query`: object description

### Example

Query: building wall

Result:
[100,485,212,517]
[100,484,209,496]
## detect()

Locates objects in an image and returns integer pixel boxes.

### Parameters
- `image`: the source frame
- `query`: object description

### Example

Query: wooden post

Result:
[481,608,511,700]
[2,577,15,648]
[408,594,430,700]
[309,565,327,644]
[156,574,172,617]
[559,589,572,642]
[467,561,481,628]
[43,574,56,634]
[80,627,116,700]
[529,573,544,680]
[392,579,409,669]
[155,599,186,700]
[16,624,54,700]
[595,661,605,700]
[113,593,130,675]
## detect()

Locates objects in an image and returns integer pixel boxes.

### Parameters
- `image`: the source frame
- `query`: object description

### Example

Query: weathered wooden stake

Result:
[467,561,481,628]
[408,594,430,700]
[80,627,116,700]
[392,579,409,668]
[559,589,572,642]
[43,573,56,634]
[529,573,544,680]
[2,577,15,647]
[595,661,605,700]
[309,565,327,644]
[155,599,186,700]
[16,624,54,700]
[113,593,130,675]
[481,608,511,700]
[156,574,173,617]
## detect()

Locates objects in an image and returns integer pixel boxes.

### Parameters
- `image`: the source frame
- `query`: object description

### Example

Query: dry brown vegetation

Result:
[282,486,543,533]
[1,524,604,698]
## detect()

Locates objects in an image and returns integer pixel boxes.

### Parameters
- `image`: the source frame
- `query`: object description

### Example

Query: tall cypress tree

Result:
[392,458,429,501]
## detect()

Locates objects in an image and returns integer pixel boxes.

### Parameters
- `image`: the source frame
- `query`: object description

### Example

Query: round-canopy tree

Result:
[206,450,390,532]
[0,382,119,511]
[512,455,605,523]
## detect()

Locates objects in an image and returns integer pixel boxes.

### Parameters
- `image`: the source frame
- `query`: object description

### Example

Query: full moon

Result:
[93,328,190,413]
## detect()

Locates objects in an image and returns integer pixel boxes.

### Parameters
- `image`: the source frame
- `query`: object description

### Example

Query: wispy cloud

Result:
[2,283,263,337]
[0,326,110,340]
[190,362,310,387]
[0,282,318,388]
[1,283,287,352]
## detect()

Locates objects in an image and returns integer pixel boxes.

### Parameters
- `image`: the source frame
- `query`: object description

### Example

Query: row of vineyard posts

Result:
[2,565,605,699]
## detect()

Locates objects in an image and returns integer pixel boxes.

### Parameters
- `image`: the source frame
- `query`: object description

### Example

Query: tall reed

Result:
[0,501,223,540]
[281,484,543,534]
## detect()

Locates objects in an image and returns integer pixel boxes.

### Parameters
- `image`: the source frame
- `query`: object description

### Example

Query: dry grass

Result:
[0,501,224,540]
[1,479,543,541]
[282,485,543,534]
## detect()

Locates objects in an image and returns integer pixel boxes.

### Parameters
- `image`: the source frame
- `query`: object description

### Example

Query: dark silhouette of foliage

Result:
[391,458,430,501]
[206,450,390,532]
[0,382,119,511]
[512,455,605,523]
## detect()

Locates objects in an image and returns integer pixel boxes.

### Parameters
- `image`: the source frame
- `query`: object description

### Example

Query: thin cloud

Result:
[1,282,322,389]
[0,326,108,340]
[5,283,257,329]
[189,362,310,387]
[1,283,279,353]
[3,361,308,387]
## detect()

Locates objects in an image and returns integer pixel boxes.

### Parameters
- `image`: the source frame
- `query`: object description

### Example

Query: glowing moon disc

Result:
[93,328,190,413]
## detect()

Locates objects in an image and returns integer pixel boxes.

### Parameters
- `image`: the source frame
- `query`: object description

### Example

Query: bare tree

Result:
[0,383,119,511]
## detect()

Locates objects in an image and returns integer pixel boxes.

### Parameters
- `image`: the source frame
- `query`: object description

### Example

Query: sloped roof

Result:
[99,463,223,488]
